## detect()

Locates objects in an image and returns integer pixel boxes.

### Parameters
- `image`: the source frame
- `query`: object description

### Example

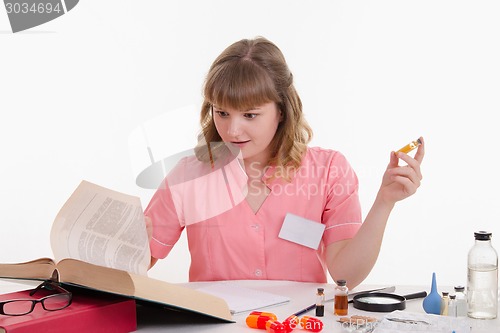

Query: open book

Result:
[0,180,232,322]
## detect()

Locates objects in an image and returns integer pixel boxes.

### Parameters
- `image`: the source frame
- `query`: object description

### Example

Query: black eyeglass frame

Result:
[0,280,73,316]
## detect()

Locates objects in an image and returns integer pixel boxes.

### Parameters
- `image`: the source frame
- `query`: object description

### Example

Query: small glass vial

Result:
[467,231,498,319]
[448,294,457,317]
[334,279,348,316]
[440,291,450,315]
[315,287,325,317]
[397,138,422,154]
[454,286,467,317]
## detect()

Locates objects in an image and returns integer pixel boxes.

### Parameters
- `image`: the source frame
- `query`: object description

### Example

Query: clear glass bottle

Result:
[440,291,449,315]
[467,231,498,319]
[334,279,348,316]
[454,286,467,317]
[315,287,325,317]
[448,294,457,317]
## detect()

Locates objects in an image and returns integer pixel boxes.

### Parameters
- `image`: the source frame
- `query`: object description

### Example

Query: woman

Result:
[145,37,424,288]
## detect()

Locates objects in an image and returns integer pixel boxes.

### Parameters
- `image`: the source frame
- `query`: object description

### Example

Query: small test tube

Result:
[397,138,422,154]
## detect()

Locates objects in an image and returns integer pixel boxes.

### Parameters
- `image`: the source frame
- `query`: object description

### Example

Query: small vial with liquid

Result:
[441,291,450,315]
[397,138,422,154]
[454,286,467,317]
[448,294,457,317]
[315,287,325,317]
[334,279,349,316]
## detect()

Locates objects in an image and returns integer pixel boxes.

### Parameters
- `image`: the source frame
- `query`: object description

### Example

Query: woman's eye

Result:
[215,111,229,117]
[243,113,257,119]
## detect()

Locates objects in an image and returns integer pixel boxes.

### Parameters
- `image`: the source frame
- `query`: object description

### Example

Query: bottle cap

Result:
[442,291,449,296]
[454,286,465,292]
[336,279,346,286]
[474,231,492,241]
[450,295,456,299]
[317,288,324,293]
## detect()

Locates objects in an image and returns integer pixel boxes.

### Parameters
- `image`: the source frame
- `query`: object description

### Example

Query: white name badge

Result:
[278,213,325,250]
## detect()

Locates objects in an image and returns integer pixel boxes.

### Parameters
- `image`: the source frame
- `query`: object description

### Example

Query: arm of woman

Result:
[326,139,425,288]
[144,216,159,269]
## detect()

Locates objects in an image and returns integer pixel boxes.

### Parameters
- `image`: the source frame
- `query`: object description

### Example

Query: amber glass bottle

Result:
[334,279,348,316]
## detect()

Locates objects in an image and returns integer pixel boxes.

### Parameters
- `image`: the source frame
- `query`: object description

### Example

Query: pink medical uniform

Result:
[145,147,362,283]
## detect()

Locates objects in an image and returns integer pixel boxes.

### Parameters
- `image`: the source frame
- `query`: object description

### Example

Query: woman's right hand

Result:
[145,216,159,269]
[145,216,153,242]
[377,137,425,206]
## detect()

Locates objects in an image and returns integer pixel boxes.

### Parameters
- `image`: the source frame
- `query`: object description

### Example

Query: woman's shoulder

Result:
[168,152,241,183]
[302,147,357,181]
[166,154,214,184]
[305,146,350,165]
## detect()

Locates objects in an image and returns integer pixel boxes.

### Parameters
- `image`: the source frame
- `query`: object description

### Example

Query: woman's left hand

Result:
[378,137,425,205]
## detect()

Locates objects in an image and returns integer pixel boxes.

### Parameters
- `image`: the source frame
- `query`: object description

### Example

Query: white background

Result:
[1,0,499,289]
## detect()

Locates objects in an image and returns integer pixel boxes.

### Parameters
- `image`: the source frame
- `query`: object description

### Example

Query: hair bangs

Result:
[205,59,280,111]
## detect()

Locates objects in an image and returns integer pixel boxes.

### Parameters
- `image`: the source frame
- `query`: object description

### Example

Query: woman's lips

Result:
[231,140,250,147]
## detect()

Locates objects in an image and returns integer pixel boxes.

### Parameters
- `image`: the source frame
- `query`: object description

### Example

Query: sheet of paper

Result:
[278,213,325,250]
[375,310,471,333]
[195,282,290,314]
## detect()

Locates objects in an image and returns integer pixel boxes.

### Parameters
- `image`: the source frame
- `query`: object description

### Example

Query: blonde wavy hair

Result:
[196,37,313,181]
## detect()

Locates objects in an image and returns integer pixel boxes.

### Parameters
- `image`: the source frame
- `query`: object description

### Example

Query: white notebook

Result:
[195,282,290,314]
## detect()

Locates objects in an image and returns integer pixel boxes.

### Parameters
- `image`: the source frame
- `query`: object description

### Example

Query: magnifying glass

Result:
[353,291,427,312]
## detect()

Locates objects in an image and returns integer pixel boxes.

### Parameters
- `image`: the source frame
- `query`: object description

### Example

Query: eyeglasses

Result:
[0,280,72,316]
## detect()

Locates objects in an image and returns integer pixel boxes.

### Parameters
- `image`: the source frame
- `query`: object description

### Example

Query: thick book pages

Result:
[0,259,233,322]
[0,180,233,322]
[0,288,136,333]
[49,180,151,276]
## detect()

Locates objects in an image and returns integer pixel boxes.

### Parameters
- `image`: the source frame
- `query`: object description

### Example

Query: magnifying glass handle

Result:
[404,291,428,300]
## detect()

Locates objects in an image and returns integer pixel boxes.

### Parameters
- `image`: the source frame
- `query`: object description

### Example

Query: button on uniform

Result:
[251,224,260,231]
[247,218,265,279]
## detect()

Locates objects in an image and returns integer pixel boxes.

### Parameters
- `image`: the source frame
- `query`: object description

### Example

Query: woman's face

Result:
[212,102,281,165]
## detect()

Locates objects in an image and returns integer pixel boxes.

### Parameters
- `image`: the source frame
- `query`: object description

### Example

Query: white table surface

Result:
[1,279,499,332]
